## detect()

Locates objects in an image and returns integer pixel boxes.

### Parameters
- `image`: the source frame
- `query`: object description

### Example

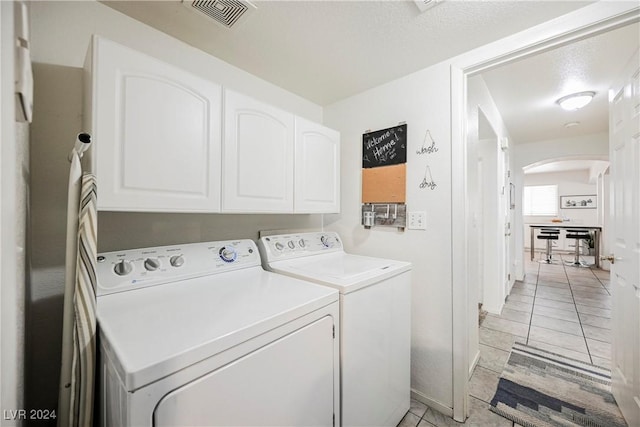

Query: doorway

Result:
[450,4,640,423]
[467,105,512,381]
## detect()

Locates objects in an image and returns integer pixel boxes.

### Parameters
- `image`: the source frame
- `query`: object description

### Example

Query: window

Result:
[523,185,558,216]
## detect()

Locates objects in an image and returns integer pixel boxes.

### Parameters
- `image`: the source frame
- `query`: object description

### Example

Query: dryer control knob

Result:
[299,239,306,248]
[288,241,295,249]
[169,255,185,267]
[219,246,237,263]
[114,260,133,276]
[144,258,160,271]
[320,235,333,248]
[274,242,285,251]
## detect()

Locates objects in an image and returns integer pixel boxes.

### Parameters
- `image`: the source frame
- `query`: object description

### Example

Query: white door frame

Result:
[450,3,640,421]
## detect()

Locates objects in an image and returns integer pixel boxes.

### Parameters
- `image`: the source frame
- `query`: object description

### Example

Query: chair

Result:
[537,228,560,263]
[565,229,591,267]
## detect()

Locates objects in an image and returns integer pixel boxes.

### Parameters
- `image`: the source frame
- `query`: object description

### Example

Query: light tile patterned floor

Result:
[397,252,613,426]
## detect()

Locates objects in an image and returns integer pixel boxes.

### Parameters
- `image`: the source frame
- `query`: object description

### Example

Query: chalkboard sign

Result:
[362,124,407,168]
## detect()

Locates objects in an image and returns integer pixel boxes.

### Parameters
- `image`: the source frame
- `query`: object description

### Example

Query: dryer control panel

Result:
[96,239,260,296]
[258,232,344,262]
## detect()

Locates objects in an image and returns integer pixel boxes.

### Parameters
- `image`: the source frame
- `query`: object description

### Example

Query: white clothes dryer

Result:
[95,239,340,427]
[258,232,412,427]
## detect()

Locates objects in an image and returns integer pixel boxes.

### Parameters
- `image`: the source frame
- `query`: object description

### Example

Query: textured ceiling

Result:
[102,1,639,151]
[481,22,640,145]
[103,0,592,106]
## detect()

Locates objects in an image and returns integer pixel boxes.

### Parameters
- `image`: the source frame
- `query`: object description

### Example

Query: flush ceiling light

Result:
[556,91,596,111]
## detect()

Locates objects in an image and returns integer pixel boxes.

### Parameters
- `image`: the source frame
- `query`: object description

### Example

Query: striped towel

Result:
[69,172,98,427]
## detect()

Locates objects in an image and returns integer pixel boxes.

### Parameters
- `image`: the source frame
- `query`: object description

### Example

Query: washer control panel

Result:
[258,232,343,262]
[96,240,260,296]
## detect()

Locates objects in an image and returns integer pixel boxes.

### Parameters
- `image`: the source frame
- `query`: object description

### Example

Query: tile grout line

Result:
[478,336,520,354]
[525,259,541,345]
[590,262,612,296]
[584,263,613,359]
[561,254,594,364]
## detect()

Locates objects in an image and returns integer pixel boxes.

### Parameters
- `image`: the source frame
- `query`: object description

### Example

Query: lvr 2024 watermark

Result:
[3,409,56,420]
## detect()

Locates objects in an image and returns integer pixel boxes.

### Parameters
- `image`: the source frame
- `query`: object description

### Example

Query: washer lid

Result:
[268,252,411,293]
[96,266,338,391]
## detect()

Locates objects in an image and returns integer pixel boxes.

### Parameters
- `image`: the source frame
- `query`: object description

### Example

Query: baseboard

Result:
[410,389,453,418]
[469,350,480,379]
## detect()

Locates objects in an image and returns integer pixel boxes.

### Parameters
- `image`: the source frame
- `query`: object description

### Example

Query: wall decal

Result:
[416,130,438,155]
[419,165,437,190]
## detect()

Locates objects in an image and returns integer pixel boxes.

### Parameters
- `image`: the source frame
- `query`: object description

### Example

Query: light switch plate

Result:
[408,211,427,230]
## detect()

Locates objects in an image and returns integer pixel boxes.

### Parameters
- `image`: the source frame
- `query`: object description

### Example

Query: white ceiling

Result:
[103,0,593,106]
[103,0,639,165]
[480,22,640,145]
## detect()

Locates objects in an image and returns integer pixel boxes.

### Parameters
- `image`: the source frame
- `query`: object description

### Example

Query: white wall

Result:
[515,133,609,169]
[513,132,608,278]
[27,0,324,414]
[324,2,629,418]
[30,2,321,123]
[324,62,453,410]
[1,1,28,421]
[466,76,514,371]
[323,33,520,415]
[525,170,599,224]
[523,170,599,253]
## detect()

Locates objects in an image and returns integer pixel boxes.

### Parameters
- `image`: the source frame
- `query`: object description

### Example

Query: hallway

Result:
[399,254,614,426]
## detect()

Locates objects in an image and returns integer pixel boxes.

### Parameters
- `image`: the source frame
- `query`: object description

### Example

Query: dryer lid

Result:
[269,252,411,293]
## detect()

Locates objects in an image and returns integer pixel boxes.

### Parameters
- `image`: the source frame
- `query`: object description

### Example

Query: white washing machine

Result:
[95,239,340,427]
[258,232,412,427]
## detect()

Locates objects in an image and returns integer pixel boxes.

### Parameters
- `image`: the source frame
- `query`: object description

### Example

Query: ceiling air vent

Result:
[414,0,443,13]
[184,0,257,29]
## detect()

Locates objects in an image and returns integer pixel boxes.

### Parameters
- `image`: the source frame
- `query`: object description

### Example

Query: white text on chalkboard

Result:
[362,124,407,168]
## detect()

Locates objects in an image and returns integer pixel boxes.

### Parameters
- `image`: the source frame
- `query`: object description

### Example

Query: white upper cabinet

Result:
[85,36,340,214]
[294,117,340,213]
[222,89,295,213]
[85,36,222,212]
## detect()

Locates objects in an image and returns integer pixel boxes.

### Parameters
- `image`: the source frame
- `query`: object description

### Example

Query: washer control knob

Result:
[320,235,333,248]
[219,246,237,263]
[299,239,306,248]
[169,255,185,267]
[274,242,285,251]
[288,240,295,249]
[144,257,160,271]
[113,260,133,276]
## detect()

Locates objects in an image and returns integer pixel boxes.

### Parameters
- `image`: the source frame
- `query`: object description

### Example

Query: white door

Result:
[89,36,222,212]
[609,48,640,427]
[294,117,340,213]
[223,89,294,212]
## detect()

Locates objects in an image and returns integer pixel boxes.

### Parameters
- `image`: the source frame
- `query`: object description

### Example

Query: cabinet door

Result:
[294,117,340,213]
[88,36,222,212]
[223,90,294,213]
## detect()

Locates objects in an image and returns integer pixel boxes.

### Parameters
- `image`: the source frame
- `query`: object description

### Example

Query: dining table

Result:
[529,223,603,268]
